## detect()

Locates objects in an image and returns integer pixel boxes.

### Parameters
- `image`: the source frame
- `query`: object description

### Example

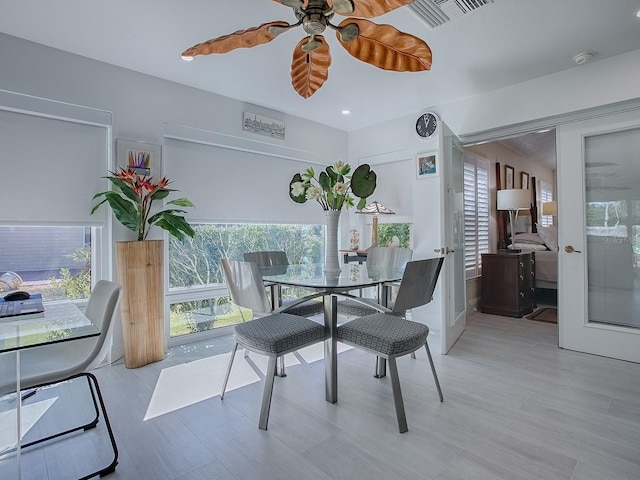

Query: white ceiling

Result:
[1,0,639,133]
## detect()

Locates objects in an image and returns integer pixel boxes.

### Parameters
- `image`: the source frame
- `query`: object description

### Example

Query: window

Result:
[539,180,554,227]
[0,226,95,302]
[166,223,324,340]
[463,154,490,278]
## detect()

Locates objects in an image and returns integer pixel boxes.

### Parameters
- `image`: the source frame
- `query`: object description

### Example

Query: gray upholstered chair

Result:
[337,257,444,433]
[338,246,413,317]
[244,250,324,317]
[0,280,121,476]
[220,259,327,430]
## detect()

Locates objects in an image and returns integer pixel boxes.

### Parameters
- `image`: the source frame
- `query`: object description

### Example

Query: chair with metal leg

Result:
[336,257,445,433]
[244,250,324,317]
[337,246,413,317]
[220,259,327,430]
[0,280,121,476]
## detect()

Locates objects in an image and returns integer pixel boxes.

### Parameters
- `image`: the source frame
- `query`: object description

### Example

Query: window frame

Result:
[463,153,490,279]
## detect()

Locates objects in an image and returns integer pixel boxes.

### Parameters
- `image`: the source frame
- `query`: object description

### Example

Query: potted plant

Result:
[92,168,195,368]
[289,161,376,273]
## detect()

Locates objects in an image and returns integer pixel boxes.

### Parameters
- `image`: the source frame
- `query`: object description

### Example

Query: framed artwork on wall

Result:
[521,171,530,189]
[116,139,162,179]
[505,164,514,189]
[416,152,438,178]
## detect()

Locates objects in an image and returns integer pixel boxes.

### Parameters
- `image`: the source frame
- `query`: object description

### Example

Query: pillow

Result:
[513,243,548,251]
[512,233,545,245]
[536,224,558,251]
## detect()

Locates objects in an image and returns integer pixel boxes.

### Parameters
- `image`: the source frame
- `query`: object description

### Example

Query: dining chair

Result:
[337,246,413,317]
[336,257,445,433]
[244,250,324,317]
[0,280,121,476]
[220,259,327,430]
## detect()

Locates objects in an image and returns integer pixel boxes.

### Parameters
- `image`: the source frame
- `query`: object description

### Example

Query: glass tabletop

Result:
[262,263,404,290]
[0,302,99,353]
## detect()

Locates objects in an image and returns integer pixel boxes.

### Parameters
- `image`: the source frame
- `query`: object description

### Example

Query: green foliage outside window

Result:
[168,223,324,288]
[377,223,411,248]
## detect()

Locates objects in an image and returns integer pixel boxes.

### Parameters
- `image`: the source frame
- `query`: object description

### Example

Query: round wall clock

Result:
[415,112,439,139]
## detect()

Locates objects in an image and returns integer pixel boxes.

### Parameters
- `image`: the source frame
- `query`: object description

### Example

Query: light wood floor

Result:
[5,310,640,480]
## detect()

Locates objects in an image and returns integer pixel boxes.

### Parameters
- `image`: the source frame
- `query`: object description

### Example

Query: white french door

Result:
[558,109,640,363]
[440,122,466,353]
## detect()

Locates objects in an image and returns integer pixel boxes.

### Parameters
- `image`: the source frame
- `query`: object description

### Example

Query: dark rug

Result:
[525,307,557,324]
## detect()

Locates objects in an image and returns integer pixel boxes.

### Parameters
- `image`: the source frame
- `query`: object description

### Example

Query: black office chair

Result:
[336,258,445,433]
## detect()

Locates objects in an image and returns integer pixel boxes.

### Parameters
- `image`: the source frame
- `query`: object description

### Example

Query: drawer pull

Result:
[520,292,525,298]
[520,275,524,281]
[519,262,524,267]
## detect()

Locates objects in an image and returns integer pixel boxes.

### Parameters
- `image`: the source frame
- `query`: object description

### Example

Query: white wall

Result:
[0,33,348,358]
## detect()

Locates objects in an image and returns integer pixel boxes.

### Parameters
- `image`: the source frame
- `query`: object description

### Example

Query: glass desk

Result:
[0,302,112,479]
[263,263,403,403]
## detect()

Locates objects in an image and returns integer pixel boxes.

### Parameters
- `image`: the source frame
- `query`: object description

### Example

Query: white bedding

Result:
[534,250,557,285]
[516,244,558,286]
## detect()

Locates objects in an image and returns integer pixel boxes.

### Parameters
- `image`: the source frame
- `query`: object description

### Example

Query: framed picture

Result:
[416,152,438,178]
[520,171,530,189]
[116,139,162,179]
[505,164,514,189]
[243,111,285,139]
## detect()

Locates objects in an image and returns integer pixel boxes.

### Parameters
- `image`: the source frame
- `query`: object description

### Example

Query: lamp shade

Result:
[542,201,557,216]
[356,201,395,215]
[497,189,530,211]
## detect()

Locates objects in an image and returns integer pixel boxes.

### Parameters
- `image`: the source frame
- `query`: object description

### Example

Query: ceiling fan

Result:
[181,0,432,98]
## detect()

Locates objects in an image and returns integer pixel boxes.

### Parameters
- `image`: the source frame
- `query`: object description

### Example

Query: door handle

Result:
[434,247,454,255]
[564,245,582,253]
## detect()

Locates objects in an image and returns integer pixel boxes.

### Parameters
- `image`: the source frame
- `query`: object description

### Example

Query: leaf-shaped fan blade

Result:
[351,0,414,18]
[181,21,291,57]
[336,19,431,71]
[291,36,332,98]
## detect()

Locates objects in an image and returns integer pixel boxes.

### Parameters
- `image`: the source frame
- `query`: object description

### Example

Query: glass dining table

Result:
[263,263,404,403]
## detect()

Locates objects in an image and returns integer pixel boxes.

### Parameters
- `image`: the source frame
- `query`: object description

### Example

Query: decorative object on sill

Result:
[289,161,376,273]
[349,226,360,250]
[356,200,395,248]
[180,0,432,98]
[497,189,530,252]
[91,168,195,368]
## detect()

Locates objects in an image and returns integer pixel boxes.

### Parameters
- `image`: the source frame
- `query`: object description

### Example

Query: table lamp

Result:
[497,189,530,251]
[542,201,557,216]
[356,201,395,248]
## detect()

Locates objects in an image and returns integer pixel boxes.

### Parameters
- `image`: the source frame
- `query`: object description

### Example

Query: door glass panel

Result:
[452,144,466,321]
[585,127,640,329]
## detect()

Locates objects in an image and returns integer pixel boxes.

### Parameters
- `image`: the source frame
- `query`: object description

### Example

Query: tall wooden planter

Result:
[116,239,164,368]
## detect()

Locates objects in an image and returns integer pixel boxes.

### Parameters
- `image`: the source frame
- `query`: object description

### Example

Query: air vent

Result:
[409,0,494,28]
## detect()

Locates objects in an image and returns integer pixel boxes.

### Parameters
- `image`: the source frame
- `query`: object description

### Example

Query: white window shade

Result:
[0,108,109,225]
[164,138,326,224]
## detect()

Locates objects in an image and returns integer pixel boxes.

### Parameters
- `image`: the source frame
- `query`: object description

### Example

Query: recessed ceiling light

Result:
[341,109,351,115]
[635,8,640,18]
[181,55,194,62]
[573,51,595,65]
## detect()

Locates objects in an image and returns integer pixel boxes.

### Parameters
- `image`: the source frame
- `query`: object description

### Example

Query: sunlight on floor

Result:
[0,397,57,453]
[144,342,352,420]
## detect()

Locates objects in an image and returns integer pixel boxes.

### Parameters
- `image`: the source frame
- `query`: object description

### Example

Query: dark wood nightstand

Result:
[481,252,536,317]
